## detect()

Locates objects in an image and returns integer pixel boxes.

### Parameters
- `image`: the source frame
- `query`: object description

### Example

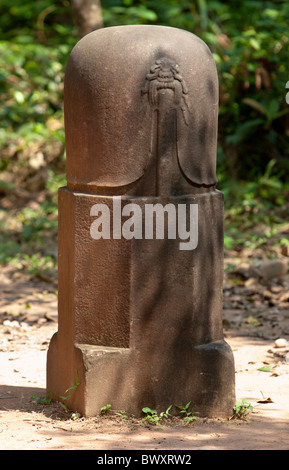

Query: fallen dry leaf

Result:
[257,397,274,404]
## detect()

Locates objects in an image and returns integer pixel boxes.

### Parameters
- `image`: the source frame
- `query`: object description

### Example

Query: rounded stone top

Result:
[64,25,218,194]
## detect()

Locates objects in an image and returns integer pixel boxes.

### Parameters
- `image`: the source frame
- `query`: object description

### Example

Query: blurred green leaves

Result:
[0,0,288,269]
[1,0,289,181]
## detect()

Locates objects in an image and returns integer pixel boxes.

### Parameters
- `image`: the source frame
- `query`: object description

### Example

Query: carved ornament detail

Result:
[141,57,189,125]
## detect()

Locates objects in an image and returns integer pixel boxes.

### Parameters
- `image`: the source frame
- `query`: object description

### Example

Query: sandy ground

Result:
[0,266,289,450]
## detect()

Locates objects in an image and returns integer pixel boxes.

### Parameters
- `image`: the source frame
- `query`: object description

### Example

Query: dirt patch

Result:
[0,264,289,450]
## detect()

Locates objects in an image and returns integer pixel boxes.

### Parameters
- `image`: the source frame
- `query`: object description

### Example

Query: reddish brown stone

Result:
[47,25,235,417]
[64,25,218,194]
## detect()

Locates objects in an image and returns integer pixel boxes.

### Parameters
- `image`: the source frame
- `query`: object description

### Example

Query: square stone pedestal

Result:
[47,188,235,417]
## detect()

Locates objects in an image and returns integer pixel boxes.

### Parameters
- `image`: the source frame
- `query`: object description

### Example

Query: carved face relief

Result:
[141,57,189,125]
[140,56,218,192]
[65,27,218,192]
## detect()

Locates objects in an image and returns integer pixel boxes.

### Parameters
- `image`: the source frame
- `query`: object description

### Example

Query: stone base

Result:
[47,334,235,417]
[46,188,235,417]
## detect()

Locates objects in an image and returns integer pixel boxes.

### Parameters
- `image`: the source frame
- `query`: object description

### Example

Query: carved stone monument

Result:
[47,25,235,417]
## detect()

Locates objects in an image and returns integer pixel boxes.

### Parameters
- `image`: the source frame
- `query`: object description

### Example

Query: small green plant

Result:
[142,407,160,425]
[30,393,52,405]
[101,404,111,415]
[175,401,198,422]
[142,403,198,425]
[232,399,253,419]
[142,405,174,425]
[258,365,272,372]
[159,405,173,420]
[115,410,128,421]
[59,372,80,411]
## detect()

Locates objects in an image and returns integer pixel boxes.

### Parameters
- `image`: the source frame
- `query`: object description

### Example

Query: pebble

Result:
[249,259,288,281]
[3,320,20,328]
[2,320,30,330]
[274,338,288,348]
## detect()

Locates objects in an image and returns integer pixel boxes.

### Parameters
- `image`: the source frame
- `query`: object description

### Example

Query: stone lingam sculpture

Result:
[47,25,235,417]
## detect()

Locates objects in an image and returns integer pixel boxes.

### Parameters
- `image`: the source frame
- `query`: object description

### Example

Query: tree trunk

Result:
[71,0,103,38]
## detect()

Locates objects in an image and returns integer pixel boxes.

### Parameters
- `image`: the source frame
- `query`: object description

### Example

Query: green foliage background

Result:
[0,0,288,273]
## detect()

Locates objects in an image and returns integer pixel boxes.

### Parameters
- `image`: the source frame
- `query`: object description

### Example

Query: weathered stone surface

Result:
[64,25,218,193]
[47,25,235,418]
[249,259,288,281]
